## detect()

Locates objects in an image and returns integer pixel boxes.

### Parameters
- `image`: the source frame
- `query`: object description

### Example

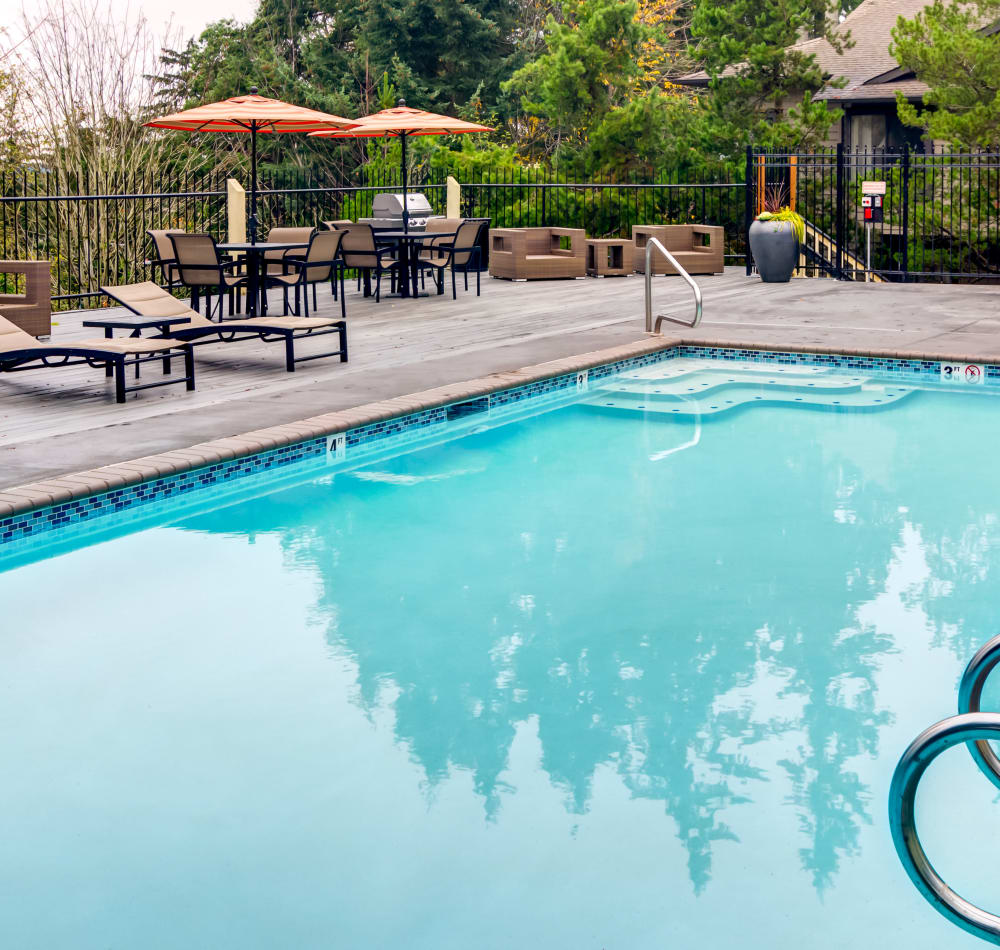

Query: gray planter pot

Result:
[749,218,799,283]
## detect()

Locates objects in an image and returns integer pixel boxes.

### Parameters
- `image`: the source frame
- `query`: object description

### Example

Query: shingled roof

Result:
[676,0,933,103]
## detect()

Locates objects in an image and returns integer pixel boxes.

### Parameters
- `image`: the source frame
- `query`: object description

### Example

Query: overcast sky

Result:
[141,0,257,44]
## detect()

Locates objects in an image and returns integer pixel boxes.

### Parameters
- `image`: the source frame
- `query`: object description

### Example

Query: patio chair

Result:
[0,311,194,403]
[340,224,402,302]
[266,230,346,319]
[147,229,184,291]
[263,226,316,278]
[416,221,485,299]
[632,225,724,275]
[323,220,353,230]
[487,227,586,280]
[102,281,347,373]
[169,232,251,320]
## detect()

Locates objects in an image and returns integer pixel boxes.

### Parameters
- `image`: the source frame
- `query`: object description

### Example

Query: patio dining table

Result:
[217,240,309,317]
[374,230,458,299]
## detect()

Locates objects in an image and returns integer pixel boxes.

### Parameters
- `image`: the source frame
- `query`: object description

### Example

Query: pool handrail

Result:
[644,237,703,333]
[958,633,1000,789]
[889,713,1000,944]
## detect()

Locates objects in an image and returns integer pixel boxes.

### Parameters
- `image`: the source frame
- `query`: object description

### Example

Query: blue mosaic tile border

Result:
[0,346,679,556]
[7,340,992,558]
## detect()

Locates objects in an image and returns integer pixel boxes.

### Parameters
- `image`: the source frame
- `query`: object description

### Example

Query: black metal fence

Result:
[4,147,999,309]
[748,145,1000,281]
[458,167,747,264]
[0,168,228,308]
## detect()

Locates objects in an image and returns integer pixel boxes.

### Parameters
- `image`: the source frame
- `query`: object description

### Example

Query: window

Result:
[851,113,888,150]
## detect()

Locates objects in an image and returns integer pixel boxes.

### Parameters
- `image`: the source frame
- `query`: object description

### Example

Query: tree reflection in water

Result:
[182,388,999,895]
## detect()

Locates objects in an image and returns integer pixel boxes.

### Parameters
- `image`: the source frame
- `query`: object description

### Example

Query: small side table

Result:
[82,315,193,339]
[586,239,633,277]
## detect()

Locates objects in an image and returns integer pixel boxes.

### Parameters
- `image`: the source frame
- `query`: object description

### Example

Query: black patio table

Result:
[374,230,458,298]
[217,241,309,317]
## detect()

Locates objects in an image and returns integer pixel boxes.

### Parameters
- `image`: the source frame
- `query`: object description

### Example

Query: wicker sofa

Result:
[488,227,586,280]
[633,225,724,276]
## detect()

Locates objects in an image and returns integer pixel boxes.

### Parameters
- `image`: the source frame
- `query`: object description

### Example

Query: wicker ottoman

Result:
[585,238,634,277]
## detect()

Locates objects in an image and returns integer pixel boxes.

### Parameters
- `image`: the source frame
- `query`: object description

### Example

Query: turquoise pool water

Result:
[3,358,1000,948]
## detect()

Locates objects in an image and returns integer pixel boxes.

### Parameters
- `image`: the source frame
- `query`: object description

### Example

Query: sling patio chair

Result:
[147,229,184,292]
[101,281,347,373]
[416,220,486,298]
[339,223,402,301]
[266,230,346,319]
[263,226,316,278]
[169,232,251,320]
[0,311,194,403]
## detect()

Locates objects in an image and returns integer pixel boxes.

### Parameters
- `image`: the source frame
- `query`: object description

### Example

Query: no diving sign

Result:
[940,362,986,384]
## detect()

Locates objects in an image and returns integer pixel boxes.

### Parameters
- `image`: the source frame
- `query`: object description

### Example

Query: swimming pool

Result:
[3,355,999,948]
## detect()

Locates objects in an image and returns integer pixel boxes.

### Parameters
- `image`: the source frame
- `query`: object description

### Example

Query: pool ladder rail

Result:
[890,635,1000,944]
[643,237,703,333]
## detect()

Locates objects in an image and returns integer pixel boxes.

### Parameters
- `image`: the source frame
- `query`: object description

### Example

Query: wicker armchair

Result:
[488,227,586,280]
[632,225,724,275]
[0,260,51,337]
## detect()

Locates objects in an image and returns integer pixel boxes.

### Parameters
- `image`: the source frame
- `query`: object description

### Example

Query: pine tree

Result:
[892,0,1000,146]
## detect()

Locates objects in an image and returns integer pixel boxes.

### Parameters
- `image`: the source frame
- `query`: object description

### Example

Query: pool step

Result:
[619,358,841,385]
[583,381,912,416]
[606,371,866,398]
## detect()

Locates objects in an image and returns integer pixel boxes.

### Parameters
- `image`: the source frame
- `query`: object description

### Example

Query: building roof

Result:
[676,0,933,103]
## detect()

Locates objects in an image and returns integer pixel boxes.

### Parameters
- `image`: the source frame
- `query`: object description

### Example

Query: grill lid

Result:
[372,192,434,217]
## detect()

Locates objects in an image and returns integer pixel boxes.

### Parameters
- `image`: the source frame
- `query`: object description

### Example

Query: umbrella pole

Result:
[400,127,409,235]
[250,121,259,244]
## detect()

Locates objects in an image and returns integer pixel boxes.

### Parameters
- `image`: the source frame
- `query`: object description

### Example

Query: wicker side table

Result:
[0,260,51,337]
[585,238,633,277]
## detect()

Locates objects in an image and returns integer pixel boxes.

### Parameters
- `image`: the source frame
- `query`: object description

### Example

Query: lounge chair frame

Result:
[0,344,195,403]
[102,283,347,373]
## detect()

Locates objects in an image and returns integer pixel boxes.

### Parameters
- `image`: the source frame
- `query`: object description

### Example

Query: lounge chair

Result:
[487,227,586,280]
[0,311,194,403]
[101,282,347,372]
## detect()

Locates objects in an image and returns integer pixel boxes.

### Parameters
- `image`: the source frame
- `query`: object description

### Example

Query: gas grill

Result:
[359,192,442,231]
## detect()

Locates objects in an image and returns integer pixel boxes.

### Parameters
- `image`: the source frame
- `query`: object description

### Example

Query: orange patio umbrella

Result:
[147,88,356,242]
[310,99,492,233]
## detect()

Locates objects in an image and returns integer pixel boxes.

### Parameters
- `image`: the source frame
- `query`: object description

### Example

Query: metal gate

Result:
[747,145,1000,282]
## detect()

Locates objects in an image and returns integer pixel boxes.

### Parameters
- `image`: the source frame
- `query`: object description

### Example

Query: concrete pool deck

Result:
[0,267,998,493]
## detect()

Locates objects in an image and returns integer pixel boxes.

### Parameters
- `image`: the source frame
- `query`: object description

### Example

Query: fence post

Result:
[446,175,460,218]
[227,178,246,244]
[744,145,753,276]
[835,143,845,279]
[901,144,910,282]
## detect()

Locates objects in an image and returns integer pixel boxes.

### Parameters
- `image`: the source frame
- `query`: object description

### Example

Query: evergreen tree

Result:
[690,0,849,151]
[892,0,1000,146]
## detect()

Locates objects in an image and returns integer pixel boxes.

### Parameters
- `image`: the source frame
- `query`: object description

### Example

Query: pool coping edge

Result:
[0,336,678,519]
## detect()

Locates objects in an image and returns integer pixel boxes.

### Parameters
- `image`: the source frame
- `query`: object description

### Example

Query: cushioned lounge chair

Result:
[101,282,347,372]
[0,311,194,403]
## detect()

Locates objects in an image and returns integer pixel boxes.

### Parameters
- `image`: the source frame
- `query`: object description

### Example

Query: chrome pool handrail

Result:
[889,713,1000,944]
[644,237,703,333]
[959,634,1000,789]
